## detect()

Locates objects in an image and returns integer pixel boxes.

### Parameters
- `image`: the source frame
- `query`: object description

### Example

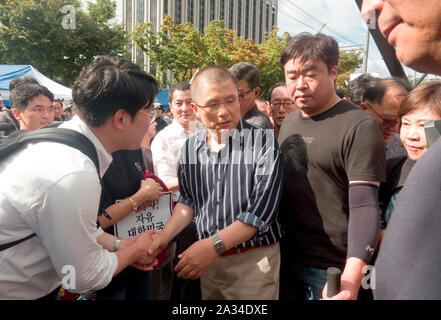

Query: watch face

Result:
[215,241,225,254]
[212,234,225,254]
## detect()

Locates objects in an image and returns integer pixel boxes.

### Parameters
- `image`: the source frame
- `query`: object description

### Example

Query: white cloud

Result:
[277,0,392,77]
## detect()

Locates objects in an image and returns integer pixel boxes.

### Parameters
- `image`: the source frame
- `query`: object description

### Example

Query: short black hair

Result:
[267,82,286,102]
[9,76,39,91]
[346,74,379,104]
[10,84,54,112]
[335,88,345,99]
[281,33,339,73]
[169,82,191,102]
[363,77,410,105]
[72,56,159,127]
[53,99,64,107]
[362,81,386,104]
[229,62,261,89]
[381,77,412,93]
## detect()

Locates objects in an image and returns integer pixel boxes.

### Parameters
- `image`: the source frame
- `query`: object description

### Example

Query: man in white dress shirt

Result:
[152,82,200,202]
[0,56,159,300]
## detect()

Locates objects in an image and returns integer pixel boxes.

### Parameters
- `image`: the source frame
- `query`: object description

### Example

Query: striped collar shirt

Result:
[177,119,284,248]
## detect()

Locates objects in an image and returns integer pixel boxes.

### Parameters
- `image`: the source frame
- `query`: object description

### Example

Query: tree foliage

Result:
[0,0,127,86]
[259,28,291,100]
[336,50,363,90]
[133,16,362,96]
[133,17,286,97]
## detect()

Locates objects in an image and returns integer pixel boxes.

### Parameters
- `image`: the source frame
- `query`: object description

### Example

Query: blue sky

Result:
[276,0,431,80]
[277,0,388,76]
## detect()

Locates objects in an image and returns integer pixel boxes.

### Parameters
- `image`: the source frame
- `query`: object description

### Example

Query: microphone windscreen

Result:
[327,267,342,298]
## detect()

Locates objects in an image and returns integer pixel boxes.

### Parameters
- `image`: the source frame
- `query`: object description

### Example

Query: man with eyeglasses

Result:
[267,82,297,137]
[93,103,163,301]
[149,66,283,300]
[0,56,160,299]
[360,77,410,159]
[229,62,273,129]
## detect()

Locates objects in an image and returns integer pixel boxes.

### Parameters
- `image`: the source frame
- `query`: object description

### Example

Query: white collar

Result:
[60,116,113,178]
[171,119,204,136]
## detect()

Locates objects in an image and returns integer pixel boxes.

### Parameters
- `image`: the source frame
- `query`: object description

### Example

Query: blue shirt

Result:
[177,119,283,248]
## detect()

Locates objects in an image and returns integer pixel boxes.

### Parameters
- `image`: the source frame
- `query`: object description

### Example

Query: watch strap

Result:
[211,233,226,255]
[114,238,121,252]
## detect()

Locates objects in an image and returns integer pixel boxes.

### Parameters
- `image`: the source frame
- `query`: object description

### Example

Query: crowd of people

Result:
[0,0,440,300]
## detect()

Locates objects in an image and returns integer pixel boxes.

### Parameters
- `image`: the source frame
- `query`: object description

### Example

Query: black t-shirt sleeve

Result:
[344,118,386,183]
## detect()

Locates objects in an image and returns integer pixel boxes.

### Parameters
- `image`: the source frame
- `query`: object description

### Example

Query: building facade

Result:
[123,0,278,76]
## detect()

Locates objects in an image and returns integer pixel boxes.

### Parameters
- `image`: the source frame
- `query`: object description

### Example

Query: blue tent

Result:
[1,65,171,109]
[156,89,170,109]
[0,65,72,102]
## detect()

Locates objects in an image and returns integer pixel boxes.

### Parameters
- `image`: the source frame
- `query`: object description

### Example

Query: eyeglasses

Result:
[138,109,157,123]
[364,103,398,127]
[238,88,256,99]
[193,98,238,113]
[270,101,293,109]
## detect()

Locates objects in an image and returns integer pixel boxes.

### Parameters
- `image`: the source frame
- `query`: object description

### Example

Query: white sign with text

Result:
[114,191,172,239]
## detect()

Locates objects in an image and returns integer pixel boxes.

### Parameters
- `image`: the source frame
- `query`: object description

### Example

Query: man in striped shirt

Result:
[149,66,283,300]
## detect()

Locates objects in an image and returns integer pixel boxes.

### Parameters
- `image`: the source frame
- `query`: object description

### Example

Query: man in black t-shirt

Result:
[154,105,170,135]
[278,33,386,300]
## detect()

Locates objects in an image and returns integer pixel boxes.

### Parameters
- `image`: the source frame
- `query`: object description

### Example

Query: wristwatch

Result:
[211,233,226,255]
[114,238,121,252]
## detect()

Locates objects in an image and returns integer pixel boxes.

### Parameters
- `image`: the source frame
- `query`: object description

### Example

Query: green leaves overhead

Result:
[0,0,127,86]
[133,16,286,97]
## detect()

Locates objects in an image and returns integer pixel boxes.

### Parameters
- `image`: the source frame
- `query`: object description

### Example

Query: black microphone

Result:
[327,267,342,297]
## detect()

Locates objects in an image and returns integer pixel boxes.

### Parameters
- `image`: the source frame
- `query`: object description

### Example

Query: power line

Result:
[278,10,321,34]
[278,2,324,31]
[340,44,363,48]
[280,0,358,45]
[278,1,356,45]
[285,1,325,27]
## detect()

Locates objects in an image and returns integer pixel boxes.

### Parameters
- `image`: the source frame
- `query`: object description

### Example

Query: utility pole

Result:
[362,27,370,73]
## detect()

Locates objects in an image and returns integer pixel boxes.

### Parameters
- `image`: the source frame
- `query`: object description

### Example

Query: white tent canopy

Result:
[0,65,72,103]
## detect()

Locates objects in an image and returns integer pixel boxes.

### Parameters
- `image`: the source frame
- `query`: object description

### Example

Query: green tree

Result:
[133,16,205,84]
[258,27,291,100]
[133,17,267,86]
[336,50,363,90]
[0,0,127,85]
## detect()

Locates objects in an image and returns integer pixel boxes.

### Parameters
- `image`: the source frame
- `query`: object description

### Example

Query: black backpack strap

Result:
[0,127,101,252]
[0,233,36,252]
[3,127,100,173]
